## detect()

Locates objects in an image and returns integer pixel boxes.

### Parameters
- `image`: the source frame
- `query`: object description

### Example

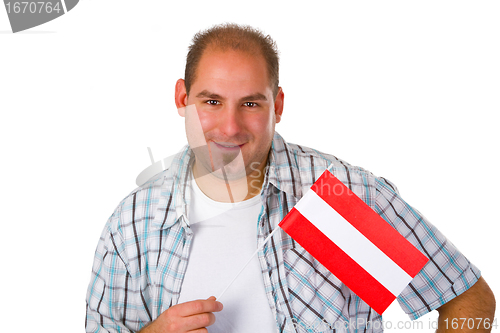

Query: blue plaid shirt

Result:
[86,132,480,333]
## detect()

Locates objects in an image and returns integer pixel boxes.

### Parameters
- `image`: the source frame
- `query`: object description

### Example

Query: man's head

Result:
[184,23,280,100]
[175,23,284,191]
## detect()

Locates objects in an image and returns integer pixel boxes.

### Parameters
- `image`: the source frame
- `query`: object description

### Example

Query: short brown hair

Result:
[185,23,280,98]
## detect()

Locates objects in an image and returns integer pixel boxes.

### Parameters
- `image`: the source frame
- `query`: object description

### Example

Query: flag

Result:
[279,169,429,315]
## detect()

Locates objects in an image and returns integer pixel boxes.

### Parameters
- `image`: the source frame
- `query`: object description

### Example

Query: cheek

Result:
[197,113,218,134]
[249,113,275,135]
[190,105,216,130]
[185,109,209,147]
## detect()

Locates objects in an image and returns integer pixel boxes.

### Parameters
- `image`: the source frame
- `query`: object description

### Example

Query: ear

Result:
[274,87,284,123]
[175,79,188,117]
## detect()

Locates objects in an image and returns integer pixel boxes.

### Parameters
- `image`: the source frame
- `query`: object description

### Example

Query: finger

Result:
[174,299,223,317]
[187,328,208,333]
[181,312,216,331]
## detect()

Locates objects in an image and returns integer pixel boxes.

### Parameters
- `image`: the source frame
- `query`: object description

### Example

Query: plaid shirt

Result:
[86,132,480,333]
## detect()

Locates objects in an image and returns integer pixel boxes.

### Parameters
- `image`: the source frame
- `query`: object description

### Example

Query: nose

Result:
[218,106,243,138]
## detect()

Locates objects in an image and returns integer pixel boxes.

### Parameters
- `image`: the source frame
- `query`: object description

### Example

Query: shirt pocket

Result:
[284,246,347,333]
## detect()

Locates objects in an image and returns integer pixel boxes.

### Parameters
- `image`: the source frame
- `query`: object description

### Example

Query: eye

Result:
[206,100,220,106]
[243,102,258,108]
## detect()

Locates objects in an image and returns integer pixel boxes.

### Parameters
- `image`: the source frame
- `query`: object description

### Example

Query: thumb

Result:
[207,296,223,311]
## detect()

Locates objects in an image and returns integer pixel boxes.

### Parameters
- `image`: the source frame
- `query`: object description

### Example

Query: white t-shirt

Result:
[177,173,277,332]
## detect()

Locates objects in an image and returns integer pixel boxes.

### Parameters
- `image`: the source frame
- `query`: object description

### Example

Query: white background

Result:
[1,1,498,331]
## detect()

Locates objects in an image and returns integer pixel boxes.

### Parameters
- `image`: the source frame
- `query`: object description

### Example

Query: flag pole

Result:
[217,226,281,300]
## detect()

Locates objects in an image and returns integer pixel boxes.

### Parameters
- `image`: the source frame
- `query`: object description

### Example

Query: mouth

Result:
[212,141,244,150]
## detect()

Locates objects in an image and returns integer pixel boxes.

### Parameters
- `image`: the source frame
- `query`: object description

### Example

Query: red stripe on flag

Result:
[310,171,428,277]
[280,208,396,315]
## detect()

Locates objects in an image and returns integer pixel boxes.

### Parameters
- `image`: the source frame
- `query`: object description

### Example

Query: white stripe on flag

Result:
[295,190,413,296]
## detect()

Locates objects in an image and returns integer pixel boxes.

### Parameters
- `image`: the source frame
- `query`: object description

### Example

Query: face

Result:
[176,48,284,181]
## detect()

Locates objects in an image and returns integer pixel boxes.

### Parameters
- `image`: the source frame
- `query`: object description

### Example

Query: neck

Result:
[192,160,266,203]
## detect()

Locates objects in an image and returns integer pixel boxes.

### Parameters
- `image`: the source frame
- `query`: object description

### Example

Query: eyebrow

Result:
[196,90,224,100]
[195,90,268,102]
[240,93,268,102]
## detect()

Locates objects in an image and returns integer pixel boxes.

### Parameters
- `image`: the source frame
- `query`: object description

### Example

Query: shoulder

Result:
[104,147,189,243]
[278,137,382,203]
[102,169,168,240]
[288,141,373,177]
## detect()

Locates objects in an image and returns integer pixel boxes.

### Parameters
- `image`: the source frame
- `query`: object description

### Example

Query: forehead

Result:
[192,48,271,95]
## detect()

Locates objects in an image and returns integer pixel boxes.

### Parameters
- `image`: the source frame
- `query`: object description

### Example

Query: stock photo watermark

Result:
[283,316,498,332]
[3,0,79,32]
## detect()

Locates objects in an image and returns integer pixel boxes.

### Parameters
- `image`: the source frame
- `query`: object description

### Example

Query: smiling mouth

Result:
[213,142,244,149]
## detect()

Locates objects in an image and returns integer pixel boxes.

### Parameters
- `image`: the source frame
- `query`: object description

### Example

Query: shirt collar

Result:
[150,146,193,230]
[265,132,304,201]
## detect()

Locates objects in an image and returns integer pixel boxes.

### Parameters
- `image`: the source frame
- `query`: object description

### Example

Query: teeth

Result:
[217,143,238,148]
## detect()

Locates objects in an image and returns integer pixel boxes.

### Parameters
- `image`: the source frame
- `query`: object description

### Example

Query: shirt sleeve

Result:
[85,204,137,333]
[373,177,481,320]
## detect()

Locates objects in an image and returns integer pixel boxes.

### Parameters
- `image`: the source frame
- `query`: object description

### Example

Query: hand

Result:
[139,296,223,333]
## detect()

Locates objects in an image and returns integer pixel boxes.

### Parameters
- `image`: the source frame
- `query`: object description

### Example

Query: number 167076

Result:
[5,2,62,14]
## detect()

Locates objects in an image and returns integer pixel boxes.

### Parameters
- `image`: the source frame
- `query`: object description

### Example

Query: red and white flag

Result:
[279,169,429,315]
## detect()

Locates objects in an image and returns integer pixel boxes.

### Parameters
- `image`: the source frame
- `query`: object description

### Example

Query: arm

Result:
[436,277,495,332]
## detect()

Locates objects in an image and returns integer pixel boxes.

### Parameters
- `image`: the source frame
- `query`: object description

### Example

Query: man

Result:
[86,23,495,332]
